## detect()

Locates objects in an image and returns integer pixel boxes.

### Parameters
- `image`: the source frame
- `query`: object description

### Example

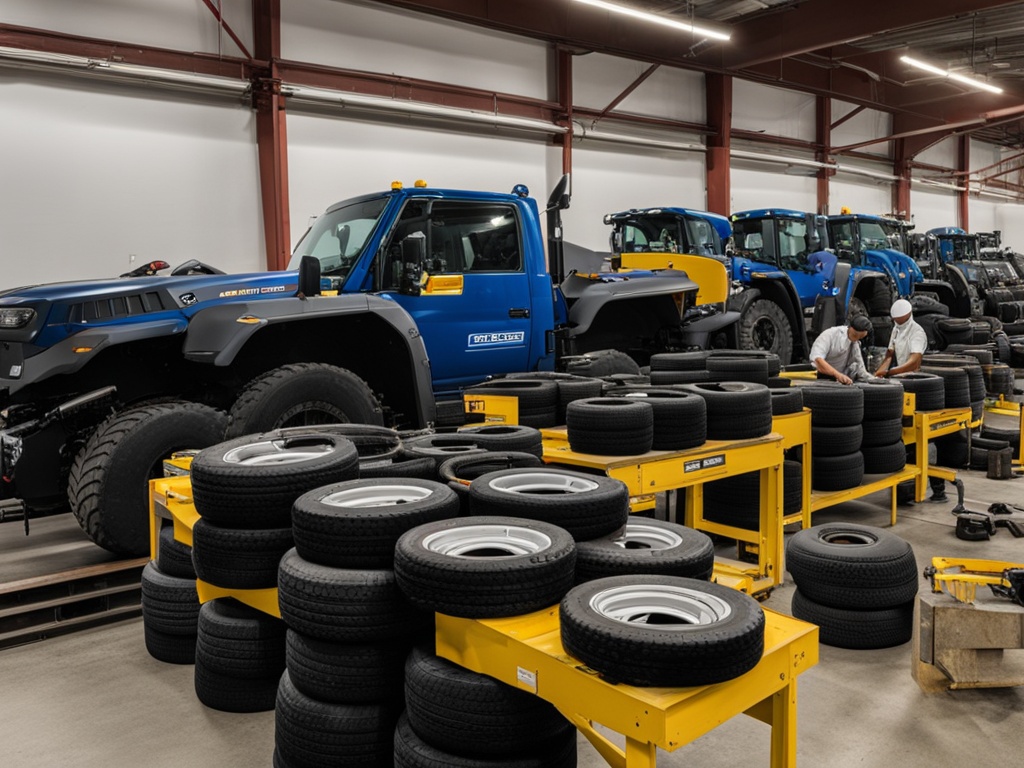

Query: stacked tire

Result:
[787,523,918,649]
[801,383,864,491]
[702,460,803,531]
[892,372,945,412]
[605,388,708,451]
[857,380,906,475]
[275,478,461,767]
[140,553,200,665]
[187,432,362,713]
[680,382,774,440]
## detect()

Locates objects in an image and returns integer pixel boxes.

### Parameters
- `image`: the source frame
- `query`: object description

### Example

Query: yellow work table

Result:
[436,605,819,768]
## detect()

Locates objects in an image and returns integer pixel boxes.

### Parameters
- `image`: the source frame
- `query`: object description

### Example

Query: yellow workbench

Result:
[541,428,785,596]
[436,605,818,768]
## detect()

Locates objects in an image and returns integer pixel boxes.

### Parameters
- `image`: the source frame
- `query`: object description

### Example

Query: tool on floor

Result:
[955,512,996,541]
[925,557,1024,605]
[988,502,1024,516]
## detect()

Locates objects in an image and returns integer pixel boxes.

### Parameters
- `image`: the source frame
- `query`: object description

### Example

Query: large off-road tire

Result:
[559,575,765,687]
[225,363,383,439]
[737,298,794,365]
[68,403,228,556]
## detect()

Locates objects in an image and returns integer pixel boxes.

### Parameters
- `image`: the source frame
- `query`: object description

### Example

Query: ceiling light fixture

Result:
[900,55,1003,95]
[573,0,731,41]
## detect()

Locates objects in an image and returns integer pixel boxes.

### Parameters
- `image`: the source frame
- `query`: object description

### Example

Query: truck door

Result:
[776,217,825,307]
[380,199,534,394]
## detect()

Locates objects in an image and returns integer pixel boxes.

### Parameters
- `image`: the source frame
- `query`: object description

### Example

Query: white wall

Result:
[832,100,891,157]
[730,163,817,213]
[573,53,705,124]
[733,79,816,143]
[910,188,956,232]
[831,173,893,216]
[0,71,261,284]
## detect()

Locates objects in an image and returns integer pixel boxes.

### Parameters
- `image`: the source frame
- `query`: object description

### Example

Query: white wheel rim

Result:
[609,522,683,551]
[222,438,334,466]
[422,524,552,558]
[589,584,731,629]
[488,472,599,495]
[321,484,432,508]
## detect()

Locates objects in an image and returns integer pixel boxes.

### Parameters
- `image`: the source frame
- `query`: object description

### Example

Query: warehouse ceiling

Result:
[369,0,1024,150]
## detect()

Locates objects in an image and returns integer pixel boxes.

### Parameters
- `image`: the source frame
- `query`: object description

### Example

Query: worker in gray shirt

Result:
[808,315,873,385]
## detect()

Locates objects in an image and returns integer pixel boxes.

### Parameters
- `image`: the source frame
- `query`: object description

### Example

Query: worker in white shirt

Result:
[874,298,926,377]
[808,314,873,385]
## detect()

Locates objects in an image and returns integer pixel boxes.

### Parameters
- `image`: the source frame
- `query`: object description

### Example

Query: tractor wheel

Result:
[225,363,383,439]
[736,299,794,365]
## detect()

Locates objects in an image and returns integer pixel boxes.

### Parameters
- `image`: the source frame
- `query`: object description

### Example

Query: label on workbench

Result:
[684,454,726,473]
[516,667,537,693]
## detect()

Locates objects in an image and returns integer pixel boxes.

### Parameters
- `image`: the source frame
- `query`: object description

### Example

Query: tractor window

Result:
[289,197,388,276]
[777,218,811,270]
[829,222,858,261]
[731,219,775,265]
[381,200,521,289]
[683,217,720,256]
[620,218,681,253]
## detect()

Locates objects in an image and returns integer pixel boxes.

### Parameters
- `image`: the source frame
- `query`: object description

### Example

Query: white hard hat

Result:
[890,298,912,318]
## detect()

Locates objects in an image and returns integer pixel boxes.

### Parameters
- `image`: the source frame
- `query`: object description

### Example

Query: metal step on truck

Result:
[0,175,736,556]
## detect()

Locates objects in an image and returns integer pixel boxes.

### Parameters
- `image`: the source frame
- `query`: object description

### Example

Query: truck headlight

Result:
[0,308,35,329]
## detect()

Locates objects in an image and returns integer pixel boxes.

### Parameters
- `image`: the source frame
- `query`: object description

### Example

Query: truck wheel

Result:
[225,363,383,439]
[737,299,793,365]
[68,403,228,556]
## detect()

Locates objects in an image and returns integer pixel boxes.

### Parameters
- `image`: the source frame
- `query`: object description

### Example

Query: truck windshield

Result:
[288,197,389,276]
[731,218,776,266]
[617,216,684,254]
[830,220,905,260]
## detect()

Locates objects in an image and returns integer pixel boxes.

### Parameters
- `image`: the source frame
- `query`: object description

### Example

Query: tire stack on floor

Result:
[800,383,864,491]
[274,477,461,768]
[857,380,906,475]
[923,354,986,421]
[787,523,918,649]
[140,535,201,664]
[186,432,364,713]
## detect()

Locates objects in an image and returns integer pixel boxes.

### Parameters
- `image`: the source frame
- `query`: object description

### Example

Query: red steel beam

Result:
[817,96,831,215]
[705,73,731,216]
[199,0,254,60]
[557,48,573,176]
[957,136,969,230]
[593,63,660,121]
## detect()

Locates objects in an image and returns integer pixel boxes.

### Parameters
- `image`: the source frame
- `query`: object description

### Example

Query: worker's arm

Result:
[874,348,894,377]
[813,356,852,385]
[883,352,923,377]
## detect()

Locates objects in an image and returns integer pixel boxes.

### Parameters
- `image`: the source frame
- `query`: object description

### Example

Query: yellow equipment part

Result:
[925,556,1024,604]
[617,252,729,305]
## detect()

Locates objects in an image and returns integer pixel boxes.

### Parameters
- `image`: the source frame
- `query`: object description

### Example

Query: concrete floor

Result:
[2,468,1024,767]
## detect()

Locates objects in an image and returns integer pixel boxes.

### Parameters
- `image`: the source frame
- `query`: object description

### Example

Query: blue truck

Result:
[0,175,729,555]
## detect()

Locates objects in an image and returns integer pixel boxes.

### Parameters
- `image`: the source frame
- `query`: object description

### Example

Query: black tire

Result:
[559,575,765,687]
[285,629,408,705]
[195,598,287,679]
[920,366,971,408]
[704,459,803,530]
[574,518,715,583]
[140,561,200,636]
[463,380,559,428]
[861,418,904,447]
[610,390,708,450]
[190,432,359,528]
[393,711,577,768]
[143,623,197,665]
[468,467,628,541]
[277,549,424,642]
[855,380,905,420]
[791,590,914,650]
[679,382,773,440]
[993,331,1012,363]
[261,423,402,470]
[565,397,654,456]
[456,425,544,457]
[799,382,865,427]
[737,298,794,365]
[811,452,864,491]
[394,516,576,618]
[359,455,438,480]
[767,375,792,388]
[649,369,711,385]
[291,478,460,569]
[892,373,945,411]
[157,525,196,579]
[811,425,863,457]
[225,362,383,439]
[560,348,641,377]
[861,441,907,474]
[770,388,804,416]
[399,433,490,470]
[68,403,228,556]
[404,646,572,758]
[275,671,400,768]
[649,351,709,371]
[786,523,918,609]
[191,519,294,589]
[705,356,770,385]
[194,657,280,713]
[438,451,545,514]
[708,349,782,376]
[554,377,605,423]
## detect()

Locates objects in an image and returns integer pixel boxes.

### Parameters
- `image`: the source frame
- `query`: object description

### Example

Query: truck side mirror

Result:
[399,232,427,296]
[546,174,571,212]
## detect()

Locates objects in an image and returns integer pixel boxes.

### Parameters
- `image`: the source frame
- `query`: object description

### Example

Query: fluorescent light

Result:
[900,55,1003,94]
[574,0,730,41]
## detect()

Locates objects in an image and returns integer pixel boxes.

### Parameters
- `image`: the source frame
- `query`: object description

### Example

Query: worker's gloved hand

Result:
[836,373,852,385]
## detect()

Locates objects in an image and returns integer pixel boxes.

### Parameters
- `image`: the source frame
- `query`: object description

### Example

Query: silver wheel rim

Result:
[321,484,432,508]
[820,530,876,546]
[589,584,731,629]
[422,524,552,558]
[488,472,599,495]
[609,522,682,551]
[222,438,334,466]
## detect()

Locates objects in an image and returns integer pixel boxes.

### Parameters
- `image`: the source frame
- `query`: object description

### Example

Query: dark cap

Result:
[850,315,872,333]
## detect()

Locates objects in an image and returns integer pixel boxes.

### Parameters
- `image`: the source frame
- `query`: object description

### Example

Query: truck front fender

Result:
[564,272,698,336]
